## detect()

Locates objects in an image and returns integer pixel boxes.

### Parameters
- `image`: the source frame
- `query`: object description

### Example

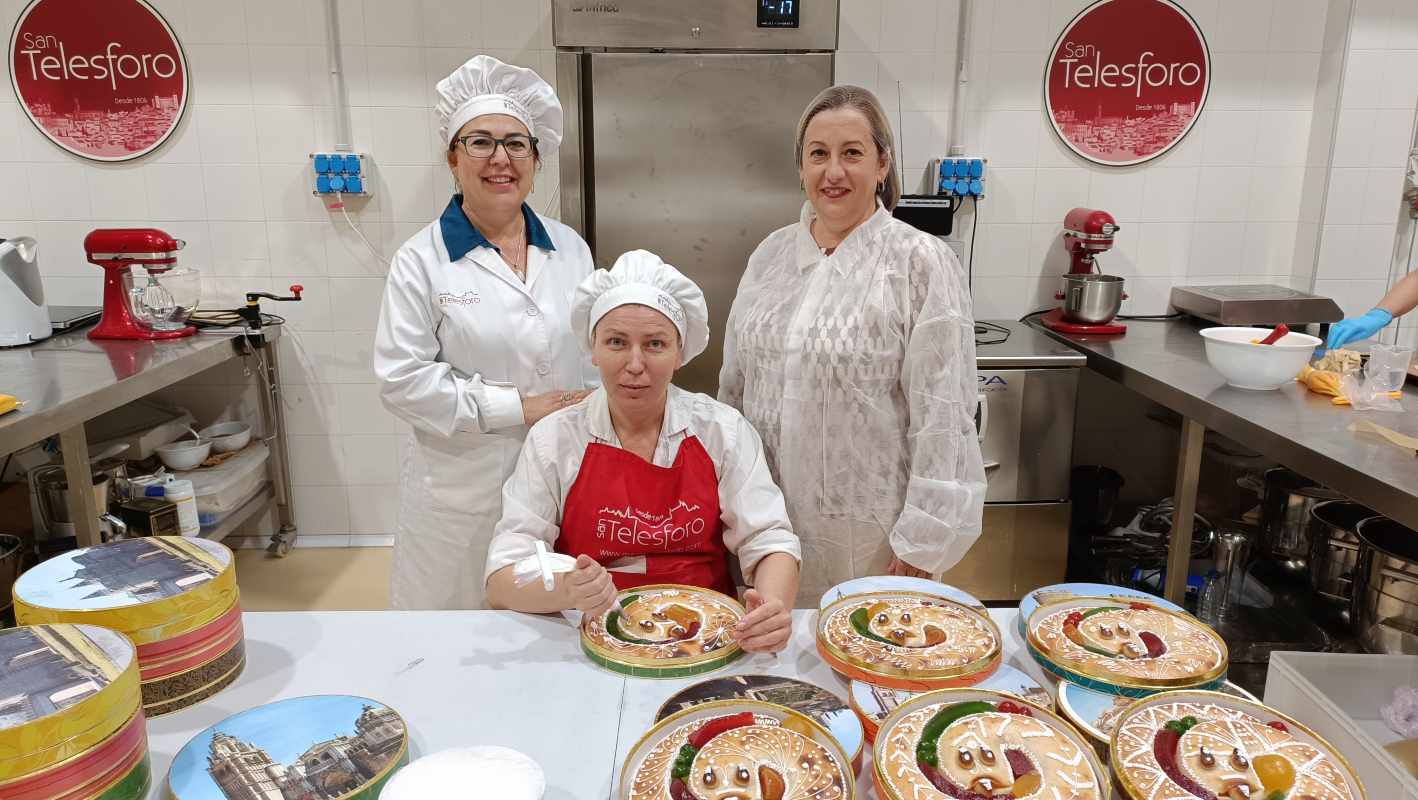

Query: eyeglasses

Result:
[453,132,538,159]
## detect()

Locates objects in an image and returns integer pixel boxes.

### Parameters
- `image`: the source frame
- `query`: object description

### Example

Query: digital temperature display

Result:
[757,0,799,28]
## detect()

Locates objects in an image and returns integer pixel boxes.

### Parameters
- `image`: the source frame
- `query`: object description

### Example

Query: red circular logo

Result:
[9,0,188,162]
[1045,0,1209,166]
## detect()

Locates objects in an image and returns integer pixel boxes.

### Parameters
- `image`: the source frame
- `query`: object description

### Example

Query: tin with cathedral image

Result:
[164,695,409,800]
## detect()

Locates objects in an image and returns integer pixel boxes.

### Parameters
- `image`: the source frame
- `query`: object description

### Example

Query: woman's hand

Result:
[567,554,618,616]
[735,588,792,653]
[522,389,592,426]
[886,556,930,579]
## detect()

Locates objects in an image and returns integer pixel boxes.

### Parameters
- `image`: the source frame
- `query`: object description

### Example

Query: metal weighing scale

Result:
[1169,284,1343,326]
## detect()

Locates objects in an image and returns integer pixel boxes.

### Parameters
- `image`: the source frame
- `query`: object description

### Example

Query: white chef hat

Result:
[572,250,709,366]
[436,55,562,156]
[380,747,543,800]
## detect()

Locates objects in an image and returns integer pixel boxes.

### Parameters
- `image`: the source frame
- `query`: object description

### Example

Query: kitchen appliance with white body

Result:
[0,236,50,347]
[941,321,1087,601]
[553,0,837,392]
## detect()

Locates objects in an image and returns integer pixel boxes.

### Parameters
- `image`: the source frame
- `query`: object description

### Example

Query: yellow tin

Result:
[13,537,237,645]
[0,624,142,780]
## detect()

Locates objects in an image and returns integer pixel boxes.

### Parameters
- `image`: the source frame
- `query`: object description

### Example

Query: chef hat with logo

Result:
[572,250,710,366]
[436,55,562,156]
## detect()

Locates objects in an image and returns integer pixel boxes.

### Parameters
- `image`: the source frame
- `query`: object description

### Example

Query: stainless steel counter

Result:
[1038,317,1418,601]
[0,327,298,552]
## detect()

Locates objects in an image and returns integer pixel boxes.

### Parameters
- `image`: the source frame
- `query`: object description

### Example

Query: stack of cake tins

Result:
[13,536,244,717]
[0,624,150,800]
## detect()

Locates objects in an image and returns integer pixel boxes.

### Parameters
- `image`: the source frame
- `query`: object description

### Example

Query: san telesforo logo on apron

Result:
[9,0,189,162]
[1044,0,1209,167]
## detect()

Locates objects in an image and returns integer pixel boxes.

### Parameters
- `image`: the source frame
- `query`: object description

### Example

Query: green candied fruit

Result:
[915,701,994,766]
[606,612,653,644]
[848,607,897,646]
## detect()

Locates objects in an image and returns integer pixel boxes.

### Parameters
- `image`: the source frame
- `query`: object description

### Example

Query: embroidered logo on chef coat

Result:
[595,502,705,551]
[438,290,480,306]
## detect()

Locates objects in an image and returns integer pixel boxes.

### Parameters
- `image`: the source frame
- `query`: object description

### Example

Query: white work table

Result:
[145,608,1036,799]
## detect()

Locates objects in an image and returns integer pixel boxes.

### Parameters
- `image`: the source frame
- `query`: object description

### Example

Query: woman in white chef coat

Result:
[374,55,596,609]
[718,85,987,607]
[485,251,802,653]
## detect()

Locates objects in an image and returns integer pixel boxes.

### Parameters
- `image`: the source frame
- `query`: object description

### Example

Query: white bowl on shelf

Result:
[198,421,252,453]
[156,439,211,470]
[1199,326,1322,390]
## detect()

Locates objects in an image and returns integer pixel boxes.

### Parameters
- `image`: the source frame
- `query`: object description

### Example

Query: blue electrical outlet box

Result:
[932,157,987,199]
[311,152,373,197]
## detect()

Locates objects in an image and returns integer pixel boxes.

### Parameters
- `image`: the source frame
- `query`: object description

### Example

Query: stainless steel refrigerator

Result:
[553,1,837,392]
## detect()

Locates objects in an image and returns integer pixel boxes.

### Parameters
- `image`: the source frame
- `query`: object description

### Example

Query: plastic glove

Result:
[1327,308,1393,350]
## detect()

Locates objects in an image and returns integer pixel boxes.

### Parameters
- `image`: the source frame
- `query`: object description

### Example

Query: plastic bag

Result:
[1339,344,1412,412]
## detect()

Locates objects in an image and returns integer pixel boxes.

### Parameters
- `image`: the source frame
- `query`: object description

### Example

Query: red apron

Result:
[557,436,733,595]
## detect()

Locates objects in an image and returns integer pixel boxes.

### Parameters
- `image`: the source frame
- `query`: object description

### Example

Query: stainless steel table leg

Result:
[1164,417,1205,604]
[59,425,101,547]
[250,338,298,556]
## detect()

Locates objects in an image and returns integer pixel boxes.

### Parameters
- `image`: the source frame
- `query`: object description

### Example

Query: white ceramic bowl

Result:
[199,421,252,453]
[1200,326,1321,390]
[156,439,211,470]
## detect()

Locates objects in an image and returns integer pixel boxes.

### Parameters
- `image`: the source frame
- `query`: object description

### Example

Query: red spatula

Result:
[1258,323,1290,345]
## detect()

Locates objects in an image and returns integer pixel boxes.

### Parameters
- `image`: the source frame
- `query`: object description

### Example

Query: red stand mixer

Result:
[86,228,198,340]
[1040,207,1128,335]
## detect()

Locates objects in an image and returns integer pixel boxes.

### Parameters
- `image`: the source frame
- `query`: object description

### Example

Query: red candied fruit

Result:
[1267,720,1289,733]
[1064,612,1085,627]
[996,700,1033,717]
[1130,601,1150,610]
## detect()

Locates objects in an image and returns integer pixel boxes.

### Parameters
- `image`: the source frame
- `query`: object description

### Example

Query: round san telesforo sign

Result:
[10,0,188,161]
[1045,0,1210,166]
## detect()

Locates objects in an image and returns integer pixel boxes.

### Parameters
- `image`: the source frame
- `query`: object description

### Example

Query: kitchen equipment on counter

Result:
[554,0,836,393]
[0,236,50,347]
[1199,326,1322,389]
[1170,284,1343,325]
[86,227,199,340]
[1308,499,1376,611]
[199,420,252,453]
[47,304,101,332]
[117,497,183,537]
[1354,515,1418,653]
[1041,207,1128,335]
[27,464,126,549]
[1256,466,1344,576]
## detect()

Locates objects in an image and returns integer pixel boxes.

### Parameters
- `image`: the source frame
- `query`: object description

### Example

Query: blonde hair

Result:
[794,85,901,211]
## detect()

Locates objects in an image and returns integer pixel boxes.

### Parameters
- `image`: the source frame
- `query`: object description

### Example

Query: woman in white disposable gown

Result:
[374,55,595,609]
[718,85,987,607]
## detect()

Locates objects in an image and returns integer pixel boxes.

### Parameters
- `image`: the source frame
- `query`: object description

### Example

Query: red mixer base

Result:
[1039,308,1126,335]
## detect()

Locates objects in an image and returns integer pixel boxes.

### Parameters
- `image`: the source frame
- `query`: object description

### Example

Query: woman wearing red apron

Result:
[484,251,801,652]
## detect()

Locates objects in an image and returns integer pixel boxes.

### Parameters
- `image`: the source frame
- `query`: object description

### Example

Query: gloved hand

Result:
[1327,308,1393,350]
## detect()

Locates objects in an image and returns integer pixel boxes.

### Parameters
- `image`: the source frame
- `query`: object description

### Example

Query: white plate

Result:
[818,576,984,611]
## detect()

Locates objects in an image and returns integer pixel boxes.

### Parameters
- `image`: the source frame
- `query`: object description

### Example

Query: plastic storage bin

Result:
[174,441,269,525]
[1265,650,1418,799]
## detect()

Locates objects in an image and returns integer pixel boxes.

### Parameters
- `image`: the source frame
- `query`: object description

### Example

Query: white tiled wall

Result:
[4,0,1411,545]
[1312,0,1418,336]
[838,0,1337,318]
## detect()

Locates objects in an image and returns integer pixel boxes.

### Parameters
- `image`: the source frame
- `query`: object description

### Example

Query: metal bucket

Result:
[0,534,23,621]
[1260,467,1342,575]
[1354,516,1418,653]
[1307,500,1375,607]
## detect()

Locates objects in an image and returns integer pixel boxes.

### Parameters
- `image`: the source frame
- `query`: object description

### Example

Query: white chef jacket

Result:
[719,202,987,606]
[485,385,802,588]
[375,196,597,609]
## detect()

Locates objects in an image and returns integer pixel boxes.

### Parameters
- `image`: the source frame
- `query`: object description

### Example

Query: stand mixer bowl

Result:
[123,267,200,331]
[1059,273,1125,324]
